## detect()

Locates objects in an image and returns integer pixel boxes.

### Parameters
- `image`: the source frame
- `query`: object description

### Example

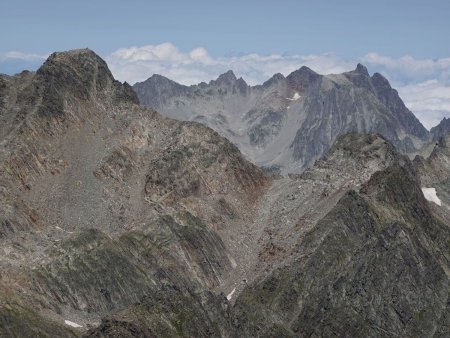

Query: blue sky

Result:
[1,0,450,128]
[1,0,449,58]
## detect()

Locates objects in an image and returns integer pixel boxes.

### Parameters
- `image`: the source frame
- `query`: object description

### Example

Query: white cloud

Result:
[362,53,450,84]
[1,51,48,61]
[396,80,450,129]
[106,43,356,85]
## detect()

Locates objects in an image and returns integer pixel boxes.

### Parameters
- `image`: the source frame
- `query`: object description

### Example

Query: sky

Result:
[1,0,449,129]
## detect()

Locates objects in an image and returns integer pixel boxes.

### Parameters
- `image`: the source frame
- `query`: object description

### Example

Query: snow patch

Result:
[287,92,301,101]
[421,187,442,206]
[227,287,236,301]
[65,320,82,328]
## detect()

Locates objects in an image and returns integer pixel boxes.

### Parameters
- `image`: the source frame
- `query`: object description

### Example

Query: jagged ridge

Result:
[133,65,430,174]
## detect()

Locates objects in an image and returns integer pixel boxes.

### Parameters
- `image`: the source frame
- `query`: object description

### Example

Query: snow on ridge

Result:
[421,187,442,206]
[65,320,83,328]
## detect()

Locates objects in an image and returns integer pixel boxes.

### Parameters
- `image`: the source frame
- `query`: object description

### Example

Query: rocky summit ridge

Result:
[134,64,431,174]
[0,49,449,338]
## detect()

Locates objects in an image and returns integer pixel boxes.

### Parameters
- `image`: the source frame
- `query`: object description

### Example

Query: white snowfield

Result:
[287,92,301,101]
[64,320,83,328]
[227,287,236,301]
[421,188,442,206]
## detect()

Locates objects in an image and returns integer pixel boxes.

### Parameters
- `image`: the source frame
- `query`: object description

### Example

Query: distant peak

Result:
[272,72,285,80]
[286,66,320,91]
[287,66,319,80]
[434,116,450,128]
[354,63,369,76]
[295,66,317,75]
[299,65,314,72]
[371,72,391,89]
[262,73,285,87]
[150,74,169,80]
[430,116,450,140]
[221,69,236,77]
[210,70,238,86]
[236,76,248,86]
[133,74,187,90]
[217,70,237,81]
[147,74,174,83]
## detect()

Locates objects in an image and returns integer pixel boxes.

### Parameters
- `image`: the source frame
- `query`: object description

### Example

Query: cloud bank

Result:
[106,42,357,86]
[0,51,48,76]
[1,51,48,62]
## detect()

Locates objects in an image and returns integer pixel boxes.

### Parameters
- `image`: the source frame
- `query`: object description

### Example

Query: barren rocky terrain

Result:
[0,49,448,337]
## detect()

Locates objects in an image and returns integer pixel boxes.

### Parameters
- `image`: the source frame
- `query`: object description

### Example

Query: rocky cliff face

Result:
[133,65,430,173]
[1,50,448,338]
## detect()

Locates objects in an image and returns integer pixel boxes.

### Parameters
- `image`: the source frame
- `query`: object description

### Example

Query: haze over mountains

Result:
[0,49,449,337]
[133,64,445,174]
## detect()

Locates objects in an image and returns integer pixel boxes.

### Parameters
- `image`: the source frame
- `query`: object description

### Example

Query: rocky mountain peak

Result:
[38,48,115,85]
[261,72,285,87]
[288,65,318,79]
[34,48,137,116]
[369,72,429,141]
[344,63,372,89]
[286,66,320,92]
[430,116,450,140]
[132,74,190,110]
[135,73,188,92]
[211,70,238,86]
[146,73,172,83]
[354,63,369,76]
[371,72,391,89]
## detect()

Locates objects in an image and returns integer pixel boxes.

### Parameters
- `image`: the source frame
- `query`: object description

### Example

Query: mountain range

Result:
[0,49,448,337]
[134,64,447,174]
